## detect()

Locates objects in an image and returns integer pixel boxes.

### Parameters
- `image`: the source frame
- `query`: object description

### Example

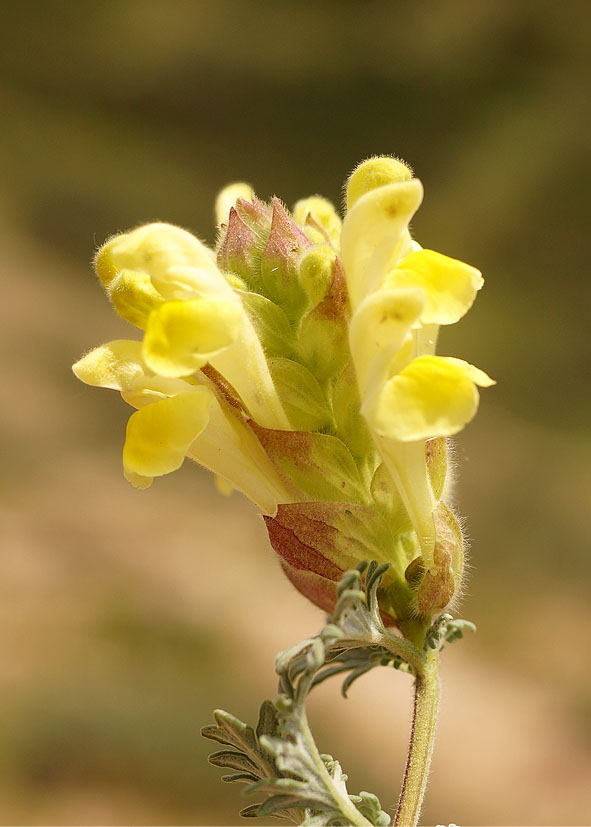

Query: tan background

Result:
[0,1,589,824]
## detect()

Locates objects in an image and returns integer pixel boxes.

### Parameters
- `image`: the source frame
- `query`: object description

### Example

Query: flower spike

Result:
[74,155,493,637]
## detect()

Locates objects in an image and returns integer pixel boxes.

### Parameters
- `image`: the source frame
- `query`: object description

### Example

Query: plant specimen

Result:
[74,156,492,825]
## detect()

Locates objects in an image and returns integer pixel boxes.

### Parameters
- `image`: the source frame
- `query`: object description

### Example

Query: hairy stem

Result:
[394,648,440,827]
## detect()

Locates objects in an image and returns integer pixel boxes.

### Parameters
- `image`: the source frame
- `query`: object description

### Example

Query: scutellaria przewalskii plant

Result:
[74,156,493,826]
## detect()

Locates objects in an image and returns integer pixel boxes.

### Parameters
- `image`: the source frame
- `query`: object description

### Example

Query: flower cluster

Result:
[74,157,493,641]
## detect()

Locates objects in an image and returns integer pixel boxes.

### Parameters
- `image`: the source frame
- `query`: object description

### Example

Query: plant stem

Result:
[394,647,440,827]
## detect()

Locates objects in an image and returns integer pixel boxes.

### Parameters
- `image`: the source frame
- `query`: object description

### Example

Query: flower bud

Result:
[217,207,261,284]
[293,195,342,247]
[298,255,350,383]
[404,503,464,616]
[260,199,310,316]
[216,196,272,290]
[234,195,273,236]
[298,245,337,309]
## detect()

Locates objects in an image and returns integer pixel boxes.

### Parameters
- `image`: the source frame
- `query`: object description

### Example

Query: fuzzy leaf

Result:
[268,357,334,431]
[341,664,374,698]
[240,802,297,820]
[256,699,281,739]
[247,777,308,796]
[238,803,264,818]
[251,424,366,503]
[241,292,296,358]
[208,750,259,773]
[200,724,233,747]
[263,502,399,624]
[300,814,334,826]
[332,364,375,460]
[257,794,326,817]
[212,709,257,752]
[356,790,391,826]
[203,563,422,825]
[221,771,261,784]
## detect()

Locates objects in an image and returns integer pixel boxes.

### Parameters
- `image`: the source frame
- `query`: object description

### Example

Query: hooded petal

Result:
[95,223,218,290]
[340,179,424,310]
[346,156,413,211]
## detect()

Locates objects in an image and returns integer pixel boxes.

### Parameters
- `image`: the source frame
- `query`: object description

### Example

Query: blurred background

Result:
[0,1,589,824]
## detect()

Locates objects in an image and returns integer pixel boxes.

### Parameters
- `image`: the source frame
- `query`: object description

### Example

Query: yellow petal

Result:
[215,182,254,225]
[210,338,291,430]
[121,374,198,408]
[72,340,145,390]
[440,356,495,387]
[292,196,342,247]
[340,179,424,310]
[142,297,243,377]
[349,287,424,397]
[214,475,235,496]
[373,355,495,441]
[186,395,293,515]
[154,263,235,300]
[346,156,413,210]
[375,436,436,568]
[387,249,484,325]
[351,287,424,360]
[95,223,218,290]
[73,339,195,407]
[108,269,164,329]
[123,389,211,486]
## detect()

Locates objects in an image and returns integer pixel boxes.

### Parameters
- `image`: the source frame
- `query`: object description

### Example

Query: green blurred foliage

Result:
[0,1,589,824]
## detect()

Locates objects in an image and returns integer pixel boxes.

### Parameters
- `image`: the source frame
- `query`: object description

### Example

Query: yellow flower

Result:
[340,159,494,568]
[73,339,293,513]
[74,156,493,635]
